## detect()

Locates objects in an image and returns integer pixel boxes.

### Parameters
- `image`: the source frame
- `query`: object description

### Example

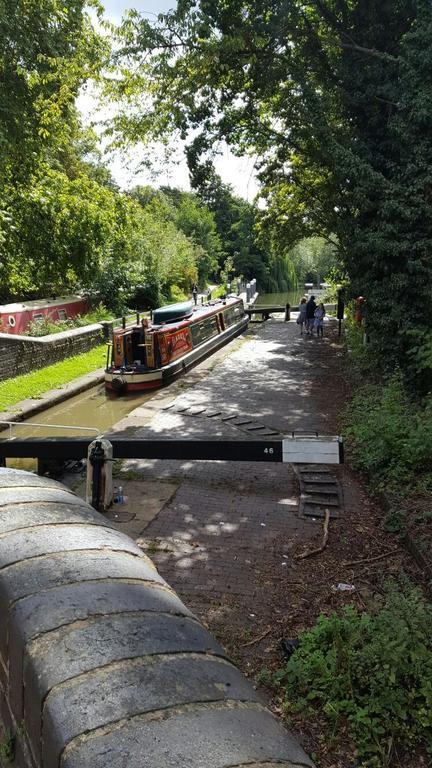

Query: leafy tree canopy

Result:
[111,0,432,385]
[0,0,107,182]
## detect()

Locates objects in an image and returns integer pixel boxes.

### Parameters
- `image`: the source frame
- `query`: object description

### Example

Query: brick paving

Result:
[112,316,347,640]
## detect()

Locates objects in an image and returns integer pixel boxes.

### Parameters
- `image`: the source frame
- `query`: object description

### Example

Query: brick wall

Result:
[0,323,108,383]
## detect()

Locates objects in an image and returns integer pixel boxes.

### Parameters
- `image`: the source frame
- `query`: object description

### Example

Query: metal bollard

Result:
[86,439,113,512]
[285,302,290,321]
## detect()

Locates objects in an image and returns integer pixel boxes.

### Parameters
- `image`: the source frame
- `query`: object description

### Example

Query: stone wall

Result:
[0,323,108,383]
[0,468,314,768]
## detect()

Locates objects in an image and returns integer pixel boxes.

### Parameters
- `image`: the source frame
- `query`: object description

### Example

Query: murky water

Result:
[3,384,155,470]
[253,291,302,307]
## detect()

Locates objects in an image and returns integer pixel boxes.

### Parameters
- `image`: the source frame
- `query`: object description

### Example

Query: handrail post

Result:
[285,302,291,322]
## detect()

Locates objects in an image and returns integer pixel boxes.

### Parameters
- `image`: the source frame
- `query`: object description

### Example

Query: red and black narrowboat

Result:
[105,296,249,393]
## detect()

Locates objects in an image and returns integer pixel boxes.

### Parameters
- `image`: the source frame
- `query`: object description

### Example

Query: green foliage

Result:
[25,304,112,336]
[344,372,432,493]
[166,284,188,303]
[276,587,432,766]
[0,0,106,183]
[288,238,339,288]
[0,166,118,299]
[186,170,272,288]
[0,345,107,411]
[0,728,14,763]
[111,1,432,387]
[160,187,221,284]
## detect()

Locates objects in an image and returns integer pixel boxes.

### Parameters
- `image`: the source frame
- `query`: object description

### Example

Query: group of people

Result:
[296,295,326,337]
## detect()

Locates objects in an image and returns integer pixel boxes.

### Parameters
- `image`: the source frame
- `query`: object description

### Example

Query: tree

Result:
[289,238,339,287]
[160,187,221,285]
[111,1,432,384]
[0,0,106,183]
[187,168,271,286]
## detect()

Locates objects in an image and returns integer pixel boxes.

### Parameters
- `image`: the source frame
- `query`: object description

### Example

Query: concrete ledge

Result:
[0,467,314,768]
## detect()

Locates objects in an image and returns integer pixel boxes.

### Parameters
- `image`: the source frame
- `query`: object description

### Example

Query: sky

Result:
[78,0,260,200]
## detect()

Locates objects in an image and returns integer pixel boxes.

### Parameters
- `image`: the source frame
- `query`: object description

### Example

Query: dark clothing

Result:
[306,298,316,319]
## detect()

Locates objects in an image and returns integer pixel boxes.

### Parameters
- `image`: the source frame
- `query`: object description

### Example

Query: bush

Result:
[344,372,432,493]
[276,587,432,766]
[129,282,161,311]
[25,304,112,337]
[167,284,188,303]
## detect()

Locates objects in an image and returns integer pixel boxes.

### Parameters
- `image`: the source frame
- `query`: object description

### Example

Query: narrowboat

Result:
[105,296,249,393]
[0,295,88,335]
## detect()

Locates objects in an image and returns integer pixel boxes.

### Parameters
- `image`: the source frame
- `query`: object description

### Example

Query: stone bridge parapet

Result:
[0,467,313,768]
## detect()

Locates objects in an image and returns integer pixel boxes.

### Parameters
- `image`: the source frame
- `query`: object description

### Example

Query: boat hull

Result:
[105,315,248,393]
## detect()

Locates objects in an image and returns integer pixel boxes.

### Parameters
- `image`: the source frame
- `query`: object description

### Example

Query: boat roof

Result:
[0,295,84,313]
[116,296,244,335]
[152,296,242,329]
[152,300,193,325]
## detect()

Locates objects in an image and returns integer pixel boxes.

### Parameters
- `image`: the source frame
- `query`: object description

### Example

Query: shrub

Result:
[26,317,68,336]
[344,372,432,493]
[129,282,161,311]
[167,284,188,303]
[25,304,112,336]
[276,587,432,766]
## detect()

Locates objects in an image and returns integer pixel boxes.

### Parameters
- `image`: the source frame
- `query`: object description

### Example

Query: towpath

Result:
[110,316,417,667]
[65,313,421,766]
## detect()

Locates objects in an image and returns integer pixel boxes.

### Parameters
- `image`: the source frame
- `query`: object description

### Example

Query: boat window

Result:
[190,315,219,346]
[223,305,243,327]
[57,309,68,321]
[32,313,43,322]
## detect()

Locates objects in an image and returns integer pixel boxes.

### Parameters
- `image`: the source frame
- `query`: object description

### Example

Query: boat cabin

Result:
[106,296,248,392]
[0,295,88,335]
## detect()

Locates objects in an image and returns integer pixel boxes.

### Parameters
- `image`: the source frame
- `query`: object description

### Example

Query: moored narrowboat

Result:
[105,296,249,393]
[0,295,88,335]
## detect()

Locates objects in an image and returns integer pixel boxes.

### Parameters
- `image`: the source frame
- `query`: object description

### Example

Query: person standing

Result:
[305,295,316,335]
[191,282,198,306]
[296,297,307,334]
[314,302,326,338]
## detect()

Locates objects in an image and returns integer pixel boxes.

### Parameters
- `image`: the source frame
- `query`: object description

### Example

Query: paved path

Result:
[110,316,350,660]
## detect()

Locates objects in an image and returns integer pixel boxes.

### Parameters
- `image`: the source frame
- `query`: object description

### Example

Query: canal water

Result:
[253,291,302,307]
[4,292,300,467]
[4,384,156,470]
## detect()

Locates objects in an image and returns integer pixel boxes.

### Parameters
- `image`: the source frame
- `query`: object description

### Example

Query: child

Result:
[314,302,326,337]
[296,297,307,334]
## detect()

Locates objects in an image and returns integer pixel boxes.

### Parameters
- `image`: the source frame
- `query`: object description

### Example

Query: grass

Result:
[0,344,107,411]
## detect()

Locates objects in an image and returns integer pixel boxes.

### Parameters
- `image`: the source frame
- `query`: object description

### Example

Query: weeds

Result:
[344,371,432,495]
[25,303,112,337]
[275,585,432,767]
[0,729,14,764]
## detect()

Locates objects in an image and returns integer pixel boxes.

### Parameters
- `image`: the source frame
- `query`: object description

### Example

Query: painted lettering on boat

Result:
[158,327,192,365]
